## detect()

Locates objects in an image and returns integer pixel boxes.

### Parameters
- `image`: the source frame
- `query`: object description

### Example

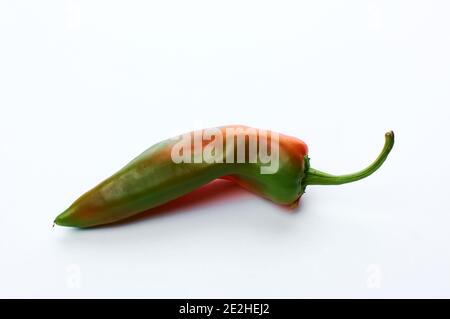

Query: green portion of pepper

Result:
[55,126,394,228]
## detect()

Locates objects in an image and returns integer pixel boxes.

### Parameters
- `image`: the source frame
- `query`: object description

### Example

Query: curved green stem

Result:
[303,131,394,186]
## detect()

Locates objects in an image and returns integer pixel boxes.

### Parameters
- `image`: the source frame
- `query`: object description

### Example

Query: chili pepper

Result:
[54,126,394,228]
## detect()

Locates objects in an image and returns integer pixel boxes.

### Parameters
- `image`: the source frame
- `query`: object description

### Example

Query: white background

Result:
[1,1,449,298]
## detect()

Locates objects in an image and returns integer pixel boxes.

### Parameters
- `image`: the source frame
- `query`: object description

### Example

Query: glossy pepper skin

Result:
[55,125,394,228]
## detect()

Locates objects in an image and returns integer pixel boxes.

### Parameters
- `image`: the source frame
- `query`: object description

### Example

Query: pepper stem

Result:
[303,131,394,186]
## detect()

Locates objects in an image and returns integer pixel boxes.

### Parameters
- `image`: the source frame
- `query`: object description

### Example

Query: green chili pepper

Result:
[55,126,394,228]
